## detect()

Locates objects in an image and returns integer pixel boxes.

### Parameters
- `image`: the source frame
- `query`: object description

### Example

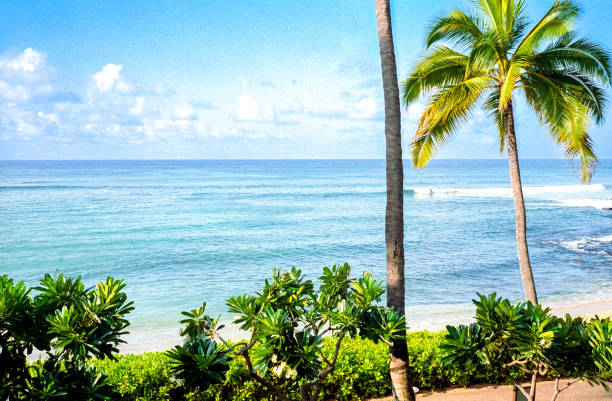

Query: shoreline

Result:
[116,297,612,355]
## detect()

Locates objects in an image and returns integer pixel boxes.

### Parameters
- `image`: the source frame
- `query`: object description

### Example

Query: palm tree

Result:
[374,1,415,400]
[402,0,610,304]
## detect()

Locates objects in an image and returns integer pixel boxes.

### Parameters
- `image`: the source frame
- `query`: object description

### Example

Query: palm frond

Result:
[426,10,485,48]
[522,66,608,123]
[528,33,611,86]
[557,99,597,183]
[402,46,471,104]
[514,0,579,57]
[473,0,504,34]
[482,90,505,151]
[467,29,507,73]
[506,0,529,51]
[411,76,490,168]
[521,71,598,182]
[405,0,607,181]
[499,57,526,109]
[554,69,607,123]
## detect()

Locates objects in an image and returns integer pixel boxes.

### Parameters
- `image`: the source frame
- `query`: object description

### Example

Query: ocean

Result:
[1,159,611,349]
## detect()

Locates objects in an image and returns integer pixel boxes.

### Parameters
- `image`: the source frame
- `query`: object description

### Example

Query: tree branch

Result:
[318,351,332,367]
[538,362,549,377]
[514,382,531,399]
[298,333,346,401]
[238,348,292,401]
[504,359,533,375]
[551,377,582,401]
[320,332,344,380]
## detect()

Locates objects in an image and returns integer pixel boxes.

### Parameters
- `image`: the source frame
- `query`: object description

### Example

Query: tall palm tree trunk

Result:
[503,100,538,304]
[374,1,415,400]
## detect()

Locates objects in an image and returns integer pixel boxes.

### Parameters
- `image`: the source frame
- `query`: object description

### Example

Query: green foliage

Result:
[166,336,232,392]
[93,353,174,401]
[179,302,225,340]
[402,0,611,182]
[166,264,409,401]
[440,323,484,374]
[442,293,612,399]
[587,318,612,389]
[0,274,38,397]
[28,359,117,400]
[88,331,528,401]
[0,273,133,400]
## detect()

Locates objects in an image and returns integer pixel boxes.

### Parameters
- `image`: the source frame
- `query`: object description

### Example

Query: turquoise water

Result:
[1,160,611,347]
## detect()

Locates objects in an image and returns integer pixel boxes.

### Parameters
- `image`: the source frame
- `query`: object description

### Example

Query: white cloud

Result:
[1,51,305,148]
[308,97,379,121]
[174,102,194,120]
[0,49,52,103]
[474,108,487,123]
[92,63,125,92]
[37,111,60,125]
[130,97,145,116]
[236,77,259,121]
[0,48,44,73]
[349,98,378,119]
[277,101,304,116]
[236,92,258,121]
[0,104,39,140]
[474,134,496,145]
[0,81,30,101]
[407,102,425,122]
[262,103,275,121]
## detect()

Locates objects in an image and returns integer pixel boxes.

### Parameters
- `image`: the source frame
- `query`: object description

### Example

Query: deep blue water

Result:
[1,159,611,345]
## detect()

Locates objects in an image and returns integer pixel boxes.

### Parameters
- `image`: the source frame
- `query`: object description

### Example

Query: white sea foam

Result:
[555,198,612,210]
[559,234,612,256]
[412,183,606,198]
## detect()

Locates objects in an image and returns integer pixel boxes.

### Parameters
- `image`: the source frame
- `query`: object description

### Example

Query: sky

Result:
[0,0,611,160]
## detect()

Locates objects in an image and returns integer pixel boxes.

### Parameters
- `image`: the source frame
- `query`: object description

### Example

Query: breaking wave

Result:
[410,183,605,198]
[554,198,612,210]
[559,234,612,257]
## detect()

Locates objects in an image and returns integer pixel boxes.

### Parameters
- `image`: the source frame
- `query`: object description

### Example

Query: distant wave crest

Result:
[409,183,605,198]
[559,234,612,257]
[555,198,612,210]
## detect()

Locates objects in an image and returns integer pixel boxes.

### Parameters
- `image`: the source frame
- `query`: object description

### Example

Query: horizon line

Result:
[2,158,611,162]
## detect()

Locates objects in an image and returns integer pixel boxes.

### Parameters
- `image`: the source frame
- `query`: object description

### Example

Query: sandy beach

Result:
[551,299,612,320]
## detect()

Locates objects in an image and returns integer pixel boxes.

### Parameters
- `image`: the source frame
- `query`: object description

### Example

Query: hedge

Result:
[93,331,522,401]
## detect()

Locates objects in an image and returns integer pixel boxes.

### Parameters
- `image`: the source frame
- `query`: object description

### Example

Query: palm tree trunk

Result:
[504,100,538,304]
[374,1,415,400]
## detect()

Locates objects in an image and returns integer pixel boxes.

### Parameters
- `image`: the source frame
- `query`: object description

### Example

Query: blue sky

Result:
[0,0,611,160]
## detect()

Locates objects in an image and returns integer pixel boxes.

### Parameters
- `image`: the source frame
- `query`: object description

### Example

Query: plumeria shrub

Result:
[0,273,133,400]
[168,264,407,401]
[442,293,612,401]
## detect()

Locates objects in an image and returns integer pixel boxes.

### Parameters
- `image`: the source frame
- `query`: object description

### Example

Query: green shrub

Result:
[322,336,390,400]
[167,264,407,401]
[90,330,525,401]
[442,293,612,401]
[1,273,133,400]
[93,353,174,401]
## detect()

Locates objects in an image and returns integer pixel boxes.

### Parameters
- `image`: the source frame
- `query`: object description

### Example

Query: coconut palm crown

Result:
[402,0,610,304]
[403,0,610,181]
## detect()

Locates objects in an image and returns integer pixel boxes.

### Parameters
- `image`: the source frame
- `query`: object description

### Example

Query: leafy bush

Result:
[168,264,407,401]
[92,330,525,401]
[166,336,232,397]
[93,353,174,401]
[12,271,608,401]
[0,273,133,400]
[442,293,612,401]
